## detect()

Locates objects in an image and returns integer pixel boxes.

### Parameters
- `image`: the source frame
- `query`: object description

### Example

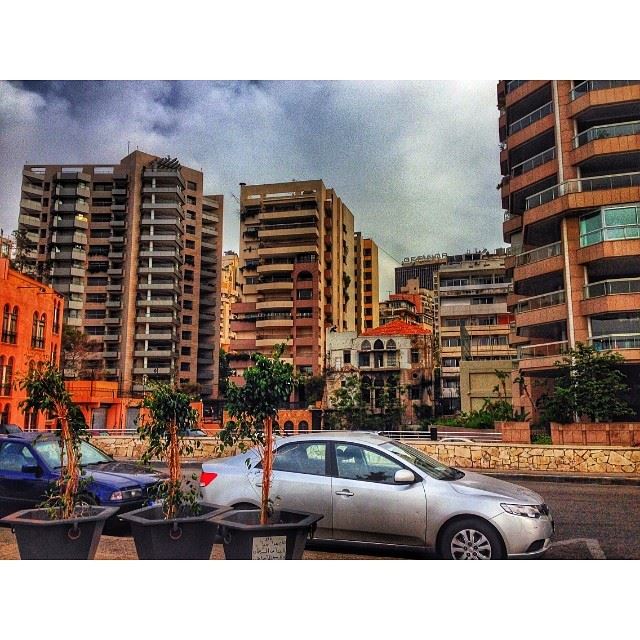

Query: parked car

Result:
[200,432,554,559]
[0,424,23,435]
[181,428,208,438]
[0,432,167,521]
[439,437,475,443]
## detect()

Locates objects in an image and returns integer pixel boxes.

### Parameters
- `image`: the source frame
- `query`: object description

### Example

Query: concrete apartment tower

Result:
[354,233,380,331]
[435,249,515,414]
[17,151,223,403]
[229,180,356,384]
[220,250,240,352]
[498,80,640,416]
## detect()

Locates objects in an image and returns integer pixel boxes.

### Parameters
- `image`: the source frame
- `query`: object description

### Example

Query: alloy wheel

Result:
[450,528,492,559]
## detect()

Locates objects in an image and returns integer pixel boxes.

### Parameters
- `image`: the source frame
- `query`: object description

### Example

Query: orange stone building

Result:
[0,258,64,429]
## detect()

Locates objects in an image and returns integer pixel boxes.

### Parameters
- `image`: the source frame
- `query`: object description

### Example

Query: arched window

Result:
[5,357,14,396]
[360,340,371,351]
[298,420,309,432]
[386,339,396,350]
[51,344,58,366]
[0,357,6,396]
[1,304,10,343]
[283,420,294,433]
[53,302,60,334]
[32,312,39,348]
[0,403,10,425]
[9,306,18,343]
[297,271,313,282]
[373,339,384,350]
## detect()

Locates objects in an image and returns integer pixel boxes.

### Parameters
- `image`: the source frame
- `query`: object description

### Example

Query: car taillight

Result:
[199,471,218,487]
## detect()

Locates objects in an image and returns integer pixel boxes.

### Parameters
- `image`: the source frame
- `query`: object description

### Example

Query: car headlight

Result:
[110,490,124,501]
[500,503,545,518]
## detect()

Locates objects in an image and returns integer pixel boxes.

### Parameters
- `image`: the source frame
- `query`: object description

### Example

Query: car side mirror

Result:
[22,464,42,477]
[394,469,416,484]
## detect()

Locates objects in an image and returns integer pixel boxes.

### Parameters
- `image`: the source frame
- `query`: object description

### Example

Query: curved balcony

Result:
[581,278,640,316]
[517,340,569,372]
[502,212,522,242]
[513,241,563,281]
[514,290,566,328]
[255,280,293,293]
[256,299,294,311]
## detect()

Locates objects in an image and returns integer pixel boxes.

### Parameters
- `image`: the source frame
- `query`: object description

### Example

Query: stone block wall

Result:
[412,442,640,474]
[91,435,640,474]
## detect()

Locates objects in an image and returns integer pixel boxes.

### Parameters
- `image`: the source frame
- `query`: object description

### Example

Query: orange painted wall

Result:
[0,258,64,430]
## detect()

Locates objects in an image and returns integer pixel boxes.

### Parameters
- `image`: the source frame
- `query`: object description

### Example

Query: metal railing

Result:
[581,223,640,247]
[508,102,553,135]
[574,120,640,148]
[590,334,640,350]
[570,80,640,101]
[515,241,562,267]
[584,277,640,299]
[511,147,556,177]
[504,210,520,221]
[526,171,640,209]
[379,430,502,443]
[517,340,569,360]
[515,290,565,314]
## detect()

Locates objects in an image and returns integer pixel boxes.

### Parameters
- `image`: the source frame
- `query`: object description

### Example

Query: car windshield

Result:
[34,440,112,469]
[380,440,464,480]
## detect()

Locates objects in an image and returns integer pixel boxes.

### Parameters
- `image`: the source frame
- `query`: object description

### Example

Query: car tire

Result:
[232,502,258,510]
[77,494,98,507]
[439,518,505,560]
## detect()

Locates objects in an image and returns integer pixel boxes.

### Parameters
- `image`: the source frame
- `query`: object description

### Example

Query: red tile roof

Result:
[361,319,431,336]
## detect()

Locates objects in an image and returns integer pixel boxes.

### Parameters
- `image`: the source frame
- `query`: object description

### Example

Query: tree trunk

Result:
[167,417,181,519]
[260,417,273,525]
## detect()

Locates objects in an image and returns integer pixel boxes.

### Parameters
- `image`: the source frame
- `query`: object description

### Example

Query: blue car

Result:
[0,432,166,521]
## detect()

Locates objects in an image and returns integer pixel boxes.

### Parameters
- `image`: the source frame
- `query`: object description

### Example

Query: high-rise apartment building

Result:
[436,250,515,413]
[17,151,223,401]
[229,180,356,384]
[220,251,239,352]
[379,277,435,329]
[498,80,640,416]
[354,233,379,331]
[395,254,448,292]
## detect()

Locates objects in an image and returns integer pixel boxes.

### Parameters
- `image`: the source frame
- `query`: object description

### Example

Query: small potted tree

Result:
[1,363,117,559]
[119,381,230,559]
[211,345,323,559]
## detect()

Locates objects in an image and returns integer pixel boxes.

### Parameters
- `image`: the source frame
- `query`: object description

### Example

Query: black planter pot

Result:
[1,506,118,560]
[211,509,323,560]
[119,503,231,560]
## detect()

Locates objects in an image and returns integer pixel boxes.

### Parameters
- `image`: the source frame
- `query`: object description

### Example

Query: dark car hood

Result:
[81,462,166,489]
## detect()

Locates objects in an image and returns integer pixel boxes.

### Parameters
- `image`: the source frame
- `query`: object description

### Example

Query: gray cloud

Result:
[0,80,504,298]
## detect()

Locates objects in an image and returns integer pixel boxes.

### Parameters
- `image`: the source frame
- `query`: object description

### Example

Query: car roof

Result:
[0,431,57,443]
[280,431,392,446]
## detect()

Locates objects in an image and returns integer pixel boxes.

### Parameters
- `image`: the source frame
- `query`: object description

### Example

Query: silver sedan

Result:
[200,432,554,559]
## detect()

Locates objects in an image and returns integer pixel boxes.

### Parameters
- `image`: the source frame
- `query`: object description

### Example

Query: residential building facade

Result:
[0,258,64,429]
[395,254,448,292]
[325,320,434,425]
[498,79,640,416]
[380,277,435,329]
[436,249,515,413]
[220,251,239,352]
[229,180,356,387]
[354,233,380,331]
[17,151,223,402]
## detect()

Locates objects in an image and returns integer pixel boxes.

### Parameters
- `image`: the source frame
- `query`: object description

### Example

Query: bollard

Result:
[430,426,438,441]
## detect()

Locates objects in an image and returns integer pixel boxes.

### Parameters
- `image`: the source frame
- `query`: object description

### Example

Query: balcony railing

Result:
[574,120,640,148]
[570,80,640,102]
[515,290,565,314]
[504,210,520,221]
[526,171,640,210]
[514,241,562,267]
[584,277,640,299]
[517,340,569,360]
[511,147,556,177]
[590,334,640,350]
[508,102,553,135]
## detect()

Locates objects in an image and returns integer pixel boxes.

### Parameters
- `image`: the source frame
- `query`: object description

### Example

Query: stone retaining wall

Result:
[551,422,640,446]
[91,435,640,474]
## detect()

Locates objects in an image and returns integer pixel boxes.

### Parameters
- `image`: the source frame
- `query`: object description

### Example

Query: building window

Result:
[343,350,351,365]
[580,204,640,247]
[358,352,370,367]
[180,362,190,372]
[32,313,45,349]
[472,297,494,305]
[360,340,371,351]
[182,331,192,340]
[411,349,420,363]
[187,181,197,190]
[183,300,193,310]
[183,316,192,325]
[0,357,13,396]
[297,289,313,300]
[1,305,16,344]
[181,347,191,356]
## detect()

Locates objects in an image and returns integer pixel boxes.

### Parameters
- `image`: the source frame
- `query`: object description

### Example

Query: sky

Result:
[0,80,504,298]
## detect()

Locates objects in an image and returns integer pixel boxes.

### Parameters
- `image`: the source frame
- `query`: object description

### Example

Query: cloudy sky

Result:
[0,80,503,297]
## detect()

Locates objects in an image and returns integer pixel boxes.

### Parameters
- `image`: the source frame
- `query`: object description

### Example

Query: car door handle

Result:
[335,489,354,497]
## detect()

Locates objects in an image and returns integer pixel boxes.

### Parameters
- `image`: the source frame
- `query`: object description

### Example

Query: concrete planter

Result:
[551,422,640,446]
[495,421,531,444]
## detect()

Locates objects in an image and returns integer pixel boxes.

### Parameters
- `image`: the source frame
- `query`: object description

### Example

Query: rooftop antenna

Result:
[127,141,130,154]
